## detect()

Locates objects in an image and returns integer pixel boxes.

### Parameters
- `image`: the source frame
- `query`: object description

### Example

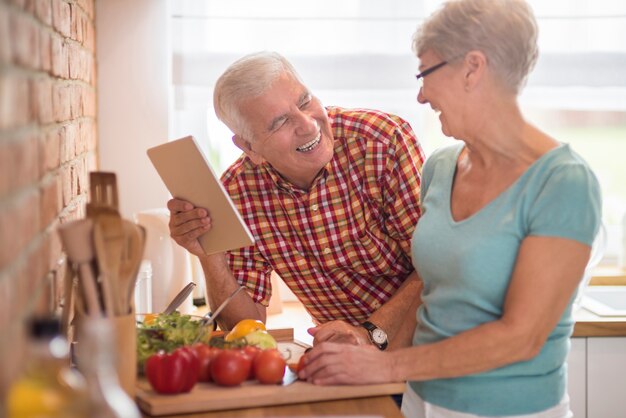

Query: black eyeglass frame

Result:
[415,60,448,82]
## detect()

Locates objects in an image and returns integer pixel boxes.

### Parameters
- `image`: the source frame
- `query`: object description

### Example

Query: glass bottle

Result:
[7,317,89,418]
[76,317,141,418]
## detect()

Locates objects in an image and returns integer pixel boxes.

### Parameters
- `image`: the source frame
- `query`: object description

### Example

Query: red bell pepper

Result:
[144,347,198,394]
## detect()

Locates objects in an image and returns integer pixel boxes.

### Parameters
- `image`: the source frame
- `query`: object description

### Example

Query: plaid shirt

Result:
[222,107,424,325]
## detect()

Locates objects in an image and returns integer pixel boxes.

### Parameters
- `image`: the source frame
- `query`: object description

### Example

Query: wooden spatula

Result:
[87,172,125,316]
[118,221,146,314]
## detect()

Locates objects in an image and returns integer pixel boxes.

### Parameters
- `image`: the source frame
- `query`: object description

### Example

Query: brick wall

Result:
[0,0,97,398]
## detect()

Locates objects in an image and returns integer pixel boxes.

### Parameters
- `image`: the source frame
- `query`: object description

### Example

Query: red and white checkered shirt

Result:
[222,107,424,325]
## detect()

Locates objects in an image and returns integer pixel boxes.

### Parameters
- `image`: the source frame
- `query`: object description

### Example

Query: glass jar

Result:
[76,317,141,418]
[7,317,89,418]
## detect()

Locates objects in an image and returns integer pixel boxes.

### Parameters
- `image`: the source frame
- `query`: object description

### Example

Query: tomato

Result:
[239,346,261,379]
[210,349,250,386]
[191,343,221,382]
[253,349,286,385]
[144,348,198,394]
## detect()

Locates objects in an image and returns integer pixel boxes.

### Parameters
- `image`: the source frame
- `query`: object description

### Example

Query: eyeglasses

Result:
[415,60,448,88]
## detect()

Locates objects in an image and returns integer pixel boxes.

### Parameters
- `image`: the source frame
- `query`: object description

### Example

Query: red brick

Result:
[11,12,40,69]
[0,73,30,129]
[40,177,60,228]
[23,240,54,316]
[69,3,81,43]
[50,34,68,78]
[48,225,63,271]
[51,0,70,37]
[68,42,83,80]
[52,81,71,122]
[76,157,87,195]
[61,165,72,205]
[0,6,11,64]
[33,77,54,124]
[69,84,81,118]
[10,0,28,10]
[39,27,52,73]
[75,0,93,20]
[83,86,96,117]
[0,274,16,330]
[0,136,40,199]
[41,129,60,171]
[0,190,39,271]
[0,141,6,197]
[83,17,94,51]
[35,0,52,26]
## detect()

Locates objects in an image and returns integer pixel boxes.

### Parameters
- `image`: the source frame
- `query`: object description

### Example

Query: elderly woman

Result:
[299,0,602,417]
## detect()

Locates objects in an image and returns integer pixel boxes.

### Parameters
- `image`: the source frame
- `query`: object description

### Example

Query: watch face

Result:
[372,328,387,344]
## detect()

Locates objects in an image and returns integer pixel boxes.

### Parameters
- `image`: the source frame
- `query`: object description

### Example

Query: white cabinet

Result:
[567,337,626,418]
[587,337,626,418]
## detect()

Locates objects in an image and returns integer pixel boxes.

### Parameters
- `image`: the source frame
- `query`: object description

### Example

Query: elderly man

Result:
[168,51,424,349]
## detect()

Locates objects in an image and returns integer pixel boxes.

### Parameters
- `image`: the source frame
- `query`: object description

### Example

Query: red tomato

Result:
[210,349,250,386]
[253,349,286,385]
[192,343,221,382]
[239,346,261,379]
[144,349,197,394]
[176,346,199,392]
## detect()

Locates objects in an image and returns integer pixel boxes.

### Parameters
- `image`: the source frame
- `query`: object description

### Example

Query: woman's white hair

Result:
[412,0,539,94]
[213,51,303,139]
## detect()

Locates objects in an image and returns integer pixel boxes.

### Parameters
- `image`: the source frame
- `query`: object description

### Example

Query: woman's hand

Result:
[298,342,396,385]
[167,198,211,258]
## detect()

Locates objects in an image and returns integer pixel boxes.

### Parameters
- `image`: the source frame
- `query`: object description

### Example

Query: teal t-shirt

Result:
[409,143,601,416]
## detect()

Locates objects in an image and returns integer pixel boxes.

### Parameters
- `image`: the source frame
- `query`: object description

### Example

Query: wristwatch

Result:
[361,321,388,350]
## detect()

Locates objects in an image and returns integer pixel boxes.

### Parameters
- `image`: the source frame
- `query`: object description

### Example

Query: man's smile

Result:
[296,131,321,152]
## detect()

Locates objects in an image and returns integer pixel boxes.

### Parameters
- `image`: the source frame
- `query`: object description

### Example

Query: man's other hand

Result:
[308,320,370,346]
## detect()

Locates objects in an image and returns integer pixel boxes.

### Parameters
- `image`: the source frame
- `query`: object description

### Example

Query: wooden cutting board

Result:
[135,329,405,416]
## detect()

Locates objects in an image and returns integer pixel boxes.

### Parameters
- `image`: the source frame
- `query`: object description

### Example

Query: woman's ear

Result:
[232,135,263,165]
[463,50,487,91]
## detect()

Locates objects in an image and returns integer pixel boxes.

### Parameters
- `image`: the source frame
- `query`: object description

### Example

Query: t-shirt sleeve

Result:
[528,163,602,246]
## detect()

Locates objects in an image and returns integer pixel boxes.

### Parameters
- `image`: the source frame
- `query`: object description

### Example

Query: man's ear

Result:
[232,135,263,165]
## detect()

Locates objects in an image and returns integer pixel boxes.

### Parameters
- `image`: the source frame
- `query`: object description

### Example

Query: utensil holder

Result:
[112,312,137,398]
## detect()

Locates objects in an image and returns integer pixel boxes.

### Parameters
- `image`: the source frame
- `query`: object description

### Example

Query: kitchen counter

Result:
[140,395,403,418]
[573,267,626,337]
[573,307,626,337]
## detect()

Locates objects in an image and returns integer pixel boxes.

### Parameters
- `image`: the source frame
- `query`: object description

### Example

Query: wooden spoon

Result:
[57,219,102,318]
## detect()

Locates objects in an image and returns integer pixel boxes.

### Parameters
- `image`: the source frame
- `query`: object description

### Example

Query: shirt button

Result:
[311,204,319,211]
[323,247,331,255]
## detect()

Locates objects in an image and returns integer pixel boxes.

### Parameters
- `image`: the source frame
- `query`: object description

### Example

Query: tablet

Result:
[147,135,254,255]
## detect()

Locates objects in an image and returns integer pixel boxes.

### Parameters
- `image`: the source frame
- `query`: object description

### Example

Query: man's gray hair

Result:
[213,51,303,139]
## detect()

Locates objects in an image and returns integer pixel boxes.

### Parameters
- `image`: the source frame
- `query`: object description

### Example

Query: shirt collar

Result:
[262,161,330,195]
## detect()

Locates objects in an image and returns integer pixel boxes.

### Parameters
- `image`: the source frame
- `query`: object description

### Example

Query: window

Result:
[169,0,626,263]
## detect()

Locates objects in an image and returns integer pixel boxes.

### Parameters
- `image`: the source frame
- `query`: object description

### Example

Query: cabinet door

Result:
[568,338,587,418]
[587,337,626,418]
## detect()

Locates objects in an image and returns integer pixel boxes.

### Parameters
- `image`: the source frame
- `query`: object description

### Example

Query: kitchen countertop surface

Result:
[140,395,403,418]
[573,267,626,337]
